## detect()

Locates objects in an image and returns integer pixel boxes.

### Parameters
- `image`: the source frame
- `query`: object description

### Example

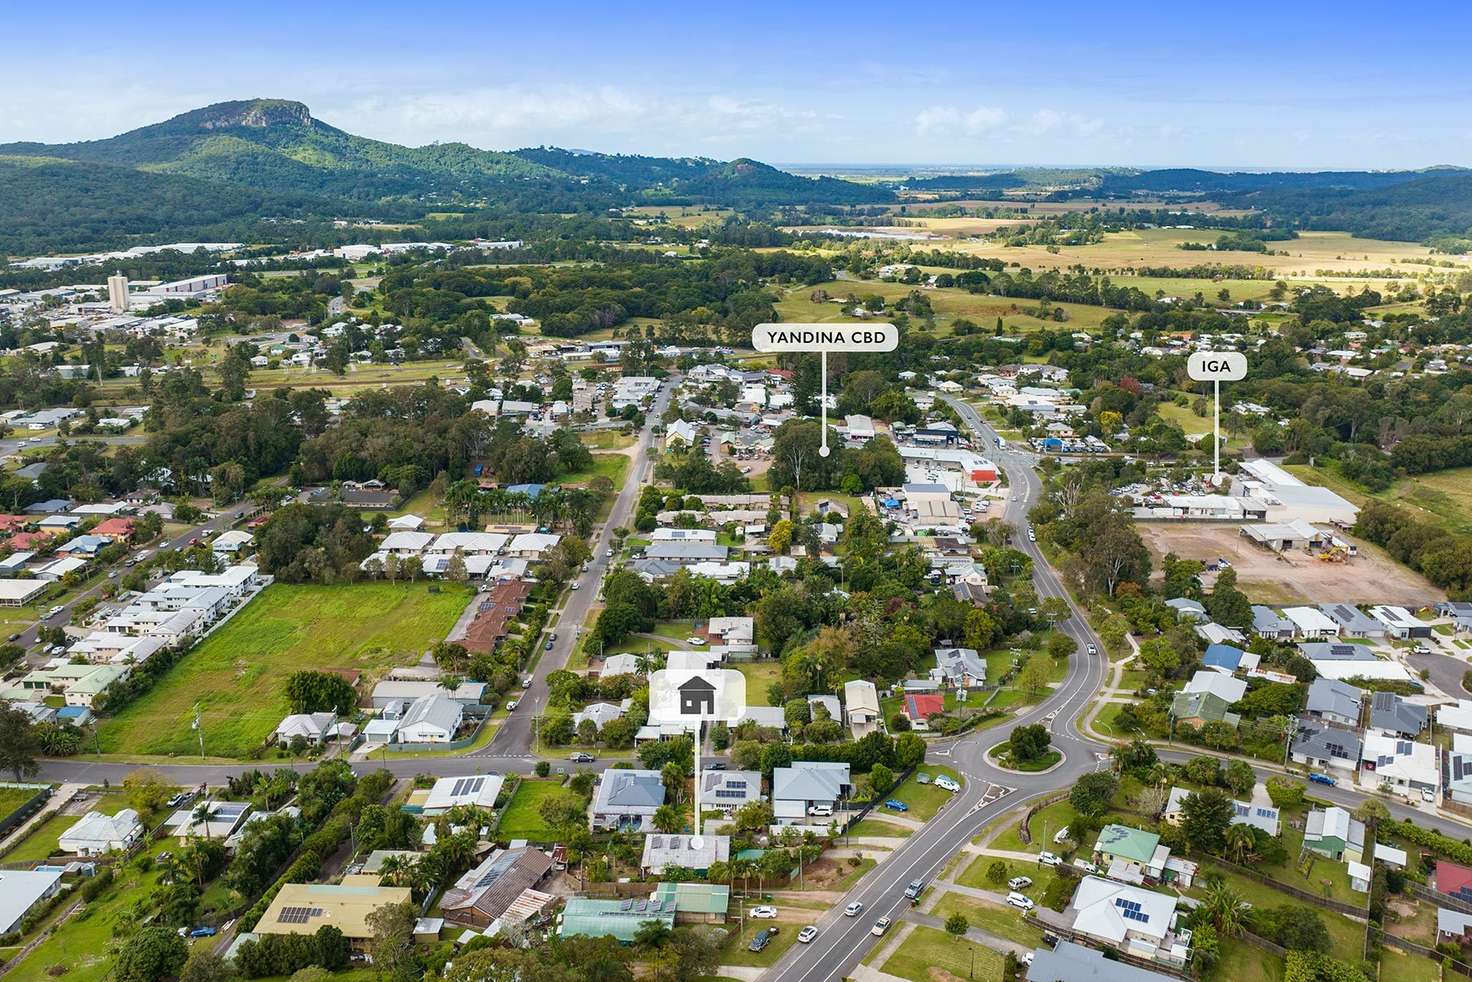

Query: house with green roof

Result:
[1092,824,1172,882]
[1169,690,1241,730]
[557,896,676,942]
[652,881,730,922]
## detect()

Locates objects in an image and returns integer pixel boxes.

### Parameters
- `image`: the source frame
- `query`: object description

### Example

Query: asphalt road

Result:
[476,376,676,759]
[19,498,261,657]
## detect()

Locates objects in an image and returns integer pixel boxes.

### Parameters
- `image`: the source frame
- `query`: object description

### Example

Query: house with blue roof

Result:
[1201,643,1245,672]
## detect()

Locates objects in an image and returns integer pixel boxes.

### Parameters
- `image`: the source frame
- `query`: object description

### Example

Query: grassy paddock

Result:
[97,582,470,758]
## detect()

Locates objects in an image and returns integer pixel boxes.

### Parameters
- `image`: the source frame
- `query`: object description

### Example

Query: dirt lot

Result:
[1138,522,1442,605]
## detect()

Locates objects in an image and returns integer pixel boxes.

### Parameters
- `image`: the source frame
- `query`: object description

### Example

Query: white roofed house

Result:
[1283,606,1340,639]
[0,870,64,934]
[571,702,625,732]
[422,774,505,815]
[275,711,343,746]
[380,530,434,556]
[395,694,464,743]
[1359,732,1438,793]
[210,529,254,555]
[641,833,730,876]
[665,419,700,448]
[1368,605,1432,640]
[428,532,509,557]
[1064,876,1189,967]
[58,808,142,856]
[506,532,561,560]
[843,679,881,737]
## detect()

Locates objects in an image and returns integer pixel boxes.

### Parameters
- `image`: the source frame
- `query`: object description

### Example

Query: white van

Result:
[934,776,960,793]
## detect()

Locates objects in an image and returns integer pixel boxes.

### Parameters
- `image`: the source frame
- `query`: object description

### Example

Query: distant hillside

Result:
[0,99,892,254]
[1234,171,1472,242]
[1097,168,1431,196]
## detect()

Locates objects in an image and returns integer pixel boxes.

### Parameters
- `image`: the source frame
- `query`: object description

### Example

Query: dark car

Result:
[748,927,778,952]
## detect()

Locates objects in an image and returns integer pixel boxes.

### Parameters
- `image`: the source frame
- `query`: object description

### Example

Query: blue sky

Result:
[4,0,1471,169]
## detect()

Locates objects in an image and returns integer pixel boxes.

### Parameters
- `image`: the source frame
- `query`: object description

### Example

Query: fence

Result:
[1370,925,1472,978]
[1018,791,1068,846]
[1408,880,1472,917]
[0,784,51,842]
[1023,912,1194,981]
[1199,853,1371,919]
[839,764,917,832]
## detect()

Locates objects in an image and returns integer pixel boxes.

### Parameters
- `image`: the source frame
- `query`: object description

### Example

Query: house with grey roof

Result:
[590,769,665,832]
[571,702,625,732]
[1165,598,1207,622]
[1370,691,1428,738]
[699,770,763,815]
[1290,717,1362,774]
[1251,605,1296,640]
[641,833,730,875]
[1306,677,1365,727]
[643,542,729,564]
[772,761,851,824]
[1319,603,1386,639]
[396,694,463,743]
[933,647,987,688]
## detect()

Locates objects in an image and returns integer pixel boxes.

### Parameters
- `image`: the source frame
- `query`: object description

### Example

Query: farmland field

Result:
[1288,462,1472,534]
[96,582,471,758]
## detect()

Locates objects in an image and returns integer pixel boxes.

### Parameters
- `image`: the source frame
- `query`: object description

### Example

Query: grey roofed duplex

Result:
[1306,677,1365,726]
[1290,717,1362,770]
[1318,603,1386,638]
[591,769,666,831]
[1370,691,1428,737]
[1251,605,1296,639]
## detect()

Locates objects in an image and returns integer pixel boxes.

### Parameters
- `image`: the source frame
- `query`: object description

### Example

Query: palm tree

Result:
[190,802,217,840]
[1225,825,1256,865]
[1201,882,1250,938]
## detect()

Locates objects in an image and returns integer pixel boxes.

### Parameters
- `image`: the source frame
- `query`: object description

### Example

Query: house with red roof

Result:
[0,516,28,533]
[6,530,56,551]
[1434,861,1472,904]
[904,693,945,731]
[91,518,136,540]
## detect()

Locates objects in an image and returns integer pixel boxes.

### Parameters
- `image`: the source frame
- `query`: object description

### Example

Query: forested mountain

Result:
[0,99,890,255]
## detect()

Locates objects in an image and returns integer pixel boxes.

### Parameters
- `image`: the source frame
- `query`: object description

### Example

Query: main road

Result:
[762,394,1472,982]
[32,379,680,786]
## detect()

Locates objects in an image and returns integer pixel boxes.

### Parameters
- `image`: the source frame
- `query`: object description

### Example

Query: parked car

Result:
[797,926,819,944]
[505,700,519,712]
[569,752,595,763]
[544,640,554,650]
[1006,892,1035,911]
[844,901,865,917]
[904,879,925,900]
[871,917,892,937]
[521,677,533,688]
[1008,876,1033,891]
[686,636,706,646]
[1072,858,1100,874]
[1422,787,1436,802]
[751,906,778,919]
[188,926,217,938]
[883,799,909,812]
[934,776,960,793]
[749,928,778,952]
[1308,773,1336,786]
[1053,827,1071,844]
[1039,851,1063,867]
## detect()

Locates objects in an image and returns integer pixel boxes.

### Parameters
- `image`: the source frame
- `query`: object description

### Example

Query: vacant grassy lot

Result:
[1290,461,1472,535]
[931,892,1042,947]
[97,582,470,758]
[0,786,40,823]
[775,280,1116,336]
[881,925,1005,982]
[497,780,583,841]
[887,765,961,821]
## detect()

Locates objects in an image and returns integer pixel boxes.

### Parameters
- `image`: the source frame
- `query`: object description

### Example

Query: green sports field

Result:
[96,582,470,758]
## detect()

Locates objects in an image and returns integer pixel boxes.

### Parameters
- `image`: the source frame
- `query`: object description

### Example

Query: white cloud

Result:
[915,104,1008,136]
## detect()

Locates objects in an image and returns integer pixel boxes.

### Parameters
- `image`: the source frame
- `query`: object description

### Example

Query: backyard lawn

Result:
[734,659,783,705]
[497,780,584,841]
[887,765,962,821]
[0,785,41,824]
[97,582,471,758]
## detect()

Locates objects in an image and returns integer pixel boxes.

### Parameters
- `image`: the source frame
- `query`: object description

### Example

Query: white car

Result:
[505,700,519,712]
[797,926,818,944]
[934,776,960,793]
[1039,851,1063,867]
[871,916,892,937]
[844,901,864,917]
[570,582,580,591]
[1006,892,1035,911]
[1008,876,1033,891]
[750,906,778,919]
[1053,827,1071,844]
[686,636,706,646]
